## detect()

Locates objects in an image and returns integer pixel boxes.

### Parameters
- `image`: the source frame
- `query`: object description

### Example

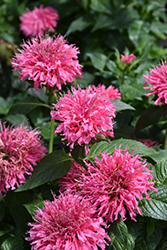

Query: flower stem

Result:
[49,118,55,153]
[48,88,57,154]
[121,70,125,85]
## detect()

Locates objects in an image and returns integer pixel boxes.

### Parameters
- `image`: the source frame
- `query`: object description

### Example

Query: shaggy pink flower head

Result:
[51,86,116,148]
[143,61,167,105]
[58,161,89,193]
[68,148,157,222]
[91,84,121,100]
[20,4,59,37]
[12,35,83,91]
[26,192,110,250]
[121,53,136,64]
[0,123,47,196]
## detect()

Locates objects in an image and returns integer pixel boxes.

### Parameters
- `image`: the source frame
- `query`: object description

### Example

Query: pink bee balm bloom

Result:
[26,192,110,250]
[143,61,167,105]
[19,4,59,37]
[58,161,89,193]
[0,123,47,196]
[120,53,136,64]
[12,35,83,91]
[76,148,157,222]
[51,86,116,148]
[91,84,121,100]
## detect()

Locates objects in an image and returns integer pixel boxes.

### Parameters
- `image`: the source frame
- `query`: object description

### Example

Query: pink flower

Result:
[19,4,59,37]
[120,53,136,64]
[51,86,116,148]
[12,35,83,91]
[0,123,47,196]
[67,148,157,222]
[143,61,167,105]
[91,84,121,100]
[26,192,110,250]
[135,138,159,148]
[58,161,89,193]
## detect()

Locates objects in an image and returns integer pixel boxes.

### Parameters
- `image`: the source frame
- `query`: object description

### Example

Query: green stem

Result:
[164,126,167,149]
[48,88,57,154]
[49,118,55,154]
[121,70,125,85]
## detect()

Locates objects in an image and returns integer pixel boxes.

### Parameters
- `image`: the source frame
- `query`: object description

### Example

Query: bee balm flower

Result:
[20,4,59,37]
[26,192,110,250]
[82,149,157,222]
[12,35,83,91]
[0,123,47,196]
[143,61,167,105]
[51,86,116,148]
[63,148,157,222]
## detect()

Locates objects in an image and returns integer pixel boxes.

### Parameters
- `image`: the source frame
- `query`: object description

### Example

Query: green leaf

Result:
[86,139,156,160]
[148,150,167,163]
[90,0,112,14]
[135,222,162,250]
[106,60,121,75]
[109,221,135,250]
[135,105,167,134]
[119,81,146,100]
[150,22,167,39]
[16,150,72,192]
[155,159,167,185]
[1,236,23,250]
[24,194,45,219]
[86,52,107,71]
[0,97,8,114]
[6,114,30,126]
[141,183,167,221]
[7,96,50,116]
[114,99,135,111]
[5,192,32,236]
[0,223,13,237]
[66,16,93,36]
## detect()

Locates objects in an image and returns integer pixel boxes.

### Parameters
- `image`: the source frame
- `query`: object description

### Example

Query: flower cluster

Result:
[26,192,110,250]
[0,123,47,196]
[20,4,59,37]
[143,61,167,106]
[12,35,83,91]
[51,86,116,148]
[60,147,157,222]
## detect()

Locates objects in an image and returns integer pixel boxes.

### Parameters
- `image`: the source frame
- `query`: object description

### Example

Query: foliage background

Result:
[1,0,167,249]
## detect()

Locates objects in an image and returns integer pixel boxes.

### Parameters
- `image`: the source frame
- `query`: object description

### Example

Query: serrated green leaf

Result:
[15,150,72,192]
[141,183,167,220]
[86,52,107,71]
[114,99,135,111]
[155,159,167,185]
[86,139,156,160]
[109,221,135,250]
